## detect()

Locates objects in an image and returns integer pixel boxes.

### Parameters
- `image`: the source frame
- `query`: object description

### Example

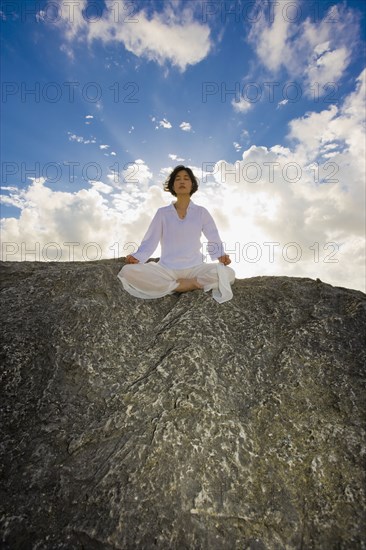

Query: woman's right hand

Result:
[126,255,139,264]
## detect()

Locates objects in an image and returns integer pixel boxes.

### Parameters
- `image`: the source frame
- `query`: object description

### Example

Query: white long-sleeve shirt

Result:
[133,201,226,269]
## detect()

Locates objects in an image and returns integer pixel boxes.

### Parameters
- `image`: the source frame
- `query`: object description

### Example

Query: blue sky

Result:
[1,0,365,291]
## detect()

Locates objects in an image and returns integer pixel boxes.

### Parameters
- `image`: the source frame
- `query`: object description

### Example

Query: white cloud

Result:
[89,181,113,194]
[44,0,212,72]
[341,68,366,124]
[0,187,26,209]
[59,43,74,60]
[204,71,365,291]
[288,69,366,160]
[247,1,360,96]
[0,164,163,262]
[248,0,294,73]
[288,105,339,157]
[1,177,112,255]
[100,144,110,150]
[120,159,153,192]
[68,133,84,143]
[180,121,191,132]
[313,41,330,57]
[169,154,185,161]
[306,46,350,89]
[35,10,46,22]
[68,132,96,144]
[159,118,172,129]
[232,98,252,113]
[1,186,18,192]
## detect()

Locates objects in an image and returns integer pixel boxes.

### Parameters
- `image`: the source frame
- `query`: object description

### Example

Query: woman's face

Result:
[173,170,193,195]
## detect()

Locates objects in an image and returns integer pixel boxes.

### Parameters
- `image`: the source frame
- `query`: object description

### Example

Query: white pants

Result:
[117,262,235,303]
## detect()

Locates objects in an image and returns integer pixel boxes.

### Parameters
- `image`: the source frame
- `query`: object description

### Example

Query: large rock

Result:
[0,259,365,549]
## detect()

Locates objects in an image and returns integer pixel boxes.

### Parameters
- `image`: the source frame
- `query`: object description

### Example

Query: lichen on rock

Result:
[0,259,365,549]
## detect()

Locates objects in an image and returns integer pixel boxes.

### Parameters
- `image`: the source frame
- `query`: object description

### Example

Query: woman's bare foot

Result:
[175,278,203,293]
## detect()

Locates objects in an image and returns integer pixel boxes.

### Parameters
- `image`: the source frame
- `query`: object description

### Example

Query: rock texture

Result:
[0,258,365,549]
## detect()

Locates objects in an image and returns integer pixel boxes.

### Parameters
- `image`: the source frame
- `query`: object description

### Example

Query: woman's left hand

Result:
[218,254,231,266]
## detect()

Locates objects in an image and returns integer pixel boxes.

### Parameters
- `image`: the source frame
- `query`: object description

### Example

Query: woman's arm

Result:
[202,207,230,263]
[128,209,163,264]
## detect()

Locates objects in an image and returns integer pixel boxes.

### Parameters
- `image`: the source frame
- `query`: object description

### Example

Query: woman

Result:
[117,165,235,303]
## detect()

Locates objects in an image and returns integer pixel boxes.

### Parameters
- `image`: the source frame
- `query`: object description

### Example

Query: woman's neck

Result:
[174,196,191,209]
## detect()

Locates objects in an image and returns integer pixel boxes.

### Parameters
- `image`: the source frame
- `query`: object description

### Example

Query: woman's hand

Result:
[126,255,140,264]
[218,254,231,266]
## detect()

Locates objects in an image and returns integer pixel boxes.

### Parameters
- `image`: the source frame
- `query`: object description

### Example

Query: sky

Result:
[1,0,365,292]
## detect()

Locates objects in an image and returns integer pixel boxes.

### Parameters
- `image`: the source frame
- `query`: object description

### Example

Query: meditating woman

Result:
[117,165,235,303]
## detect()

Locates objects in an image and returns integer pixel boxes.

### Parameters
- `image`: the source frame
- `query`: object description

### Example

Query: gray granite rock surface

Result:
[0,259,365,549]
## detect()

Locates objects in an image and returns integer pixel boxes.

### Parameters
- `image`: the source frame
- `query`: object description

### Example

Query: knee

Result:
[120,264,130,275]
[120,264,134,280]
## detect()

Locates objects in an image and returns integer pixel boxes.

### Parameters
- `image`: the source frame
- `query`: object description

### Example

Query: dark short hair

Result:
[163,165,199,196]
